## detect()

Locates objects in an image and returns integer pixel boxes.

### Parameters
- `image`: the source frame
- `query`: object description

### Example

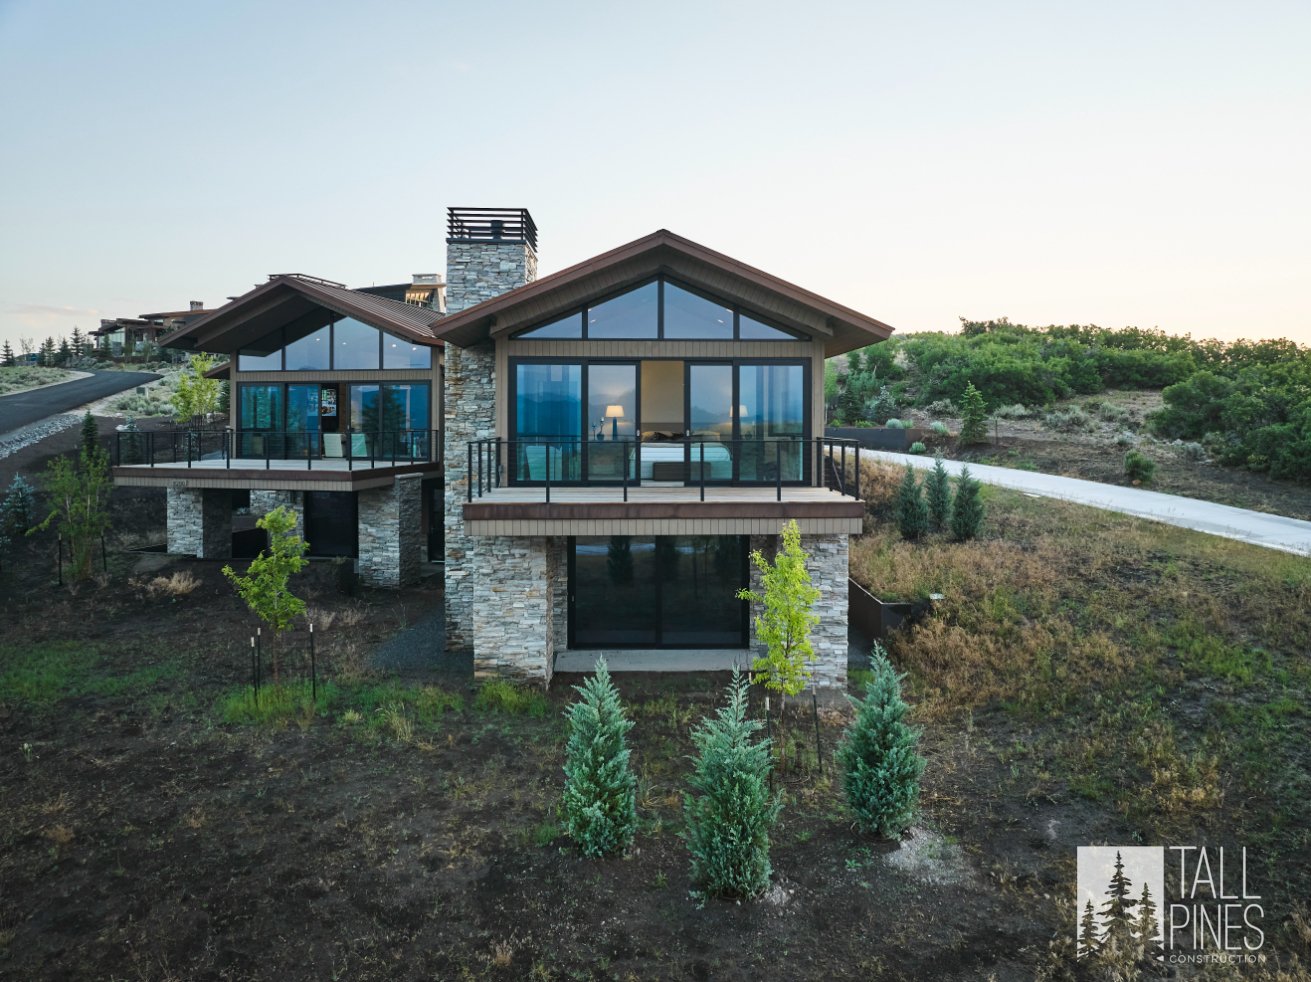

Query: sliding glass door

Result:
[570,536,747,648]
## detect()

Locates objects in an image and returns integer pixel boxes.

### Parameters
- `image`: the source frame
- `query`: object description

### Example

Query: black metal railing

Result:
[113,428,441,471]
[466,437,862,503]
[446,207,538,249]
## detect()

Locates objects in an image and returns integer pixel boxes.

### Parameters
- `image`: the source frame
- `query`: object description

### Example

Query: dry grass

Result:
[132,571,200,599]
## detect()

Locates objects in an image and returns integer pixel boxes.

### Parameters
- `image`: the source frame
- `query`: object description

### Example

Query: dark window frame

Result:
[236,313,434,372]
[510,275,806,342]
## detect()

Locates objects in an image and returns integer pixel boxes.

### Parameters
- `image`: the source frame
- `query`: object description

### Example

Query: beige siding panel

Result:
[466,517,861,537]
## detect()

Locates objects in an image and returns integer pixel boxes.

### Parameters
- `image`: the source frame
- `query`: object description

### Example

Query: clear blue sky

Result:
[1,0,1308,350]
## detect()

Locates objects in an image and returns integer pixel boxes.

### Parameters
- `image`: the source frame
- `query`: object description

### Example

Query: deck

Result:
[112,456,440,492]
[463,483,864,536]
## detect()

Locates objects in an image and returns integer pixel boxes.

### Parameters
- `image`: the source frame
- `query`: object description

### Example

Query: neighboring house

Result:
[93,301,212,357]
[112,274,446,586]
[112,207,894,687]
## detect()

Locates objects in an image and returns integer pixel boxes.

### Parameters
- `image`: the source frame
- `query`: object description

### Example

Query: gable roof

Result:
[432,229,894,356]
[163,274,441,353]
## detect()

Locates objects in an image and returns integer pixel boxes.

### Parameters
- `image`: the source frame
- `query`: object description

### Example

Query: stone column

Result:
[358,476,422,588]
[442,236,537,652]
[249,489,303,536]
[471,535,553,682]
[166,486,232,559]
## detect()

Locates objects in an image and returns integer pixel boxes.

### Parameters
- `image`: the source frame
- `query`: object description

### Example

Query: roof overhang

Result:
[162,275,442,355]
[432,229,895,356]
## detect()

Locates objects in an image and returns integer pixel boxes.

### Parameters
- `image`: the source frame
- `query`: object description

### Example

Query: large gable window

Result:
[512,277,802,342]
[236,315,432,371]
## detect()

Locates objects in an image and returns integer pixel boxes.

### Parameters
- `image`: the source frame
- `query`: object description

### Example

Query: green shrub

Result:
[928,421,949,436]
[1042,406,1094,432]
[908,441,926,454]
[218,680,339,726]
[949,466,985,541]
[684,672,780,898]
[838,644,925,837]
[474,678,549,717]
[1,475,36,535]
[958,383,988,445]
[884,417,905,429]
[562,658,637,857]
[895,465,929,541]
[1124,449,1156,484]
[925,455,952,533]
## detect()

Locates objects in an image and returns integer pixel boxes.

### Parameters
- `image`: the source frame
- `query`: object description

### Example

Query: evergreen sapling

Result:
[837,643,925,837]
[894,465,929,541]
[561,657,638,858]
[949,466,985,541]
[959,382,988,445]
[684,671,781,898]
[925,453,952,533]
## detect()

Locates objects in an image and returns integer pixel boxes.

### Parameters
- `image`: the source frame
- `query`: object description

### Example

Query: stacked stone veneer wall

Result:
[358,475,422,588]
[747,532,848,690]
[249,490,303,536]
[471,535,556,682]
[166,486,232,559]
[443,238,537,651]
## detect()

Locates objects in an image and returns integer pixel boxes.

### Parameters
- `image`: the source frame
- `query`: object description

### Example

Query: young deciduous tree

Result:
[959,381,989,445]
[684,671,780,898]
[837,643,925,837]
[31,443,112,580]
[949,466,985,541]
[736,519,819,699]
[172,353,222,425]
[561,657,638,858]
[895,464,929,541]
[925,454,952,533]
[222,507,309,681]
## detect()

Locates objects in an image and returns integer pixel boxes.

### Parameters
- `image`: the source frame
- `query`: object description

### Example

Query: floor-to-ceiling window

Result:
[513,362,582,481]
[570,536,747,648]
[510,358,809,485]
[348,382,431,459]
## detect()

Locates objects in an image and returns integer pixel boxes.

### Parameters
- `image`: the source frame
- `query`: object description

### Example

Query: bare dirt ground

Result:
[2,426,1309,980]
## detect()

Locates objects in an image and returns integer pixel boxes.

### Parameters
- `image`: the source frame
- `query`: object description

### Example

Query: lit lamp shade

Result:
[604,404,624,440]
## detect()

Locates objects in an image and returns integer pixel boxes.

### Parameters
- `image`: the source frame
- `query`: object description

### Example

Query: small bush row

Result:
[561,653,925,899]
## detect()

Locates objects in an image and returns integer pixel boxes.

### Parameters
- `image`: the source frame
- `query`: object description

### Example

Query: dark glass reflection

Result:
[587,282,658,339]
[739,314,797,341]
[335,318,381,370]
[663,282,733,339]
[517,312,583,339]
[237,330,283,371]
[738,363,805,481]
[514,363,582,480]
[571,536,746,648]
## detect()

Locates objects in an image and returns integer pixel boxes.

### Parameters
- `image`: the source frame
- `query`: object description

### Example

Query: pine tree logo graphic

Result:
[1076,847,1166,966]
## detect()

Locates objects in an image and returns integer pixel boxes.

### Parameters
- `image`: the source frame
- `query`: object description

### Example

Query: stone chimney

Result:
[189,300,204,311]
[443,207,538,652]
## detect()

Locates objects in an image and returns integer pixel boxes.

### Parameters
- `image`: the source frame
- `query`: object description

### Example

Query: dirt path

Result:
[867,450,1311,556]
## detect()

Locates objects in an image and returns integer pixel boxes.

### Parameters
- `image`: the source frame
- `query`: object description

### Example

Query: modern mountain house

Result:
[113,208,893,687]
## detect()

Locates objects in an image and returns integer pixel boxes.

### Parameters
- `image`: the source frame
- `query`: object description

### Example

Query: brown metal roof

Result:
[432,229,895,356]
[162,274,442,353]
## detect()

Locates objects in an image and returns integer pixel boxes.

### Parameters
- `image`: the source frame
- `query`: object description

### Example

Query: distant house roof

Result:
[162,274,442,353]
[432,229,894,356]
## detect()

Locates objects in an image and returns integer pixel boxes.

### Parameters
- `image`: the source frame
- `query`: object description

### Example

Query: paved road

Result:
[0,370,160,433]
[864,450,1311,558]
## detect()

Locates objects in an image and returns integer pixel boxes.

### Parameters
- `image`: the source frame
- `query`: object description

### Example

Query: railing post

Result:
[467,440,473,503]
[776,441,782,502]
[113,432,120,467]
[545,443,551,504]
[840,442,847,496]
[699,442,705,502]
[186,429,192,469]
[855,443,861,500]
[148,431,154,468]
[477,438,484,498]
[622,443,628,502]
[265,434,270,471]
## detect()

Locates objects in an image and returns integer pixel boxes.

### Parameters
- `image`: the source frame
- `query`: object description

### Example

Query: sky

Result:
[1,0,1308,351]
